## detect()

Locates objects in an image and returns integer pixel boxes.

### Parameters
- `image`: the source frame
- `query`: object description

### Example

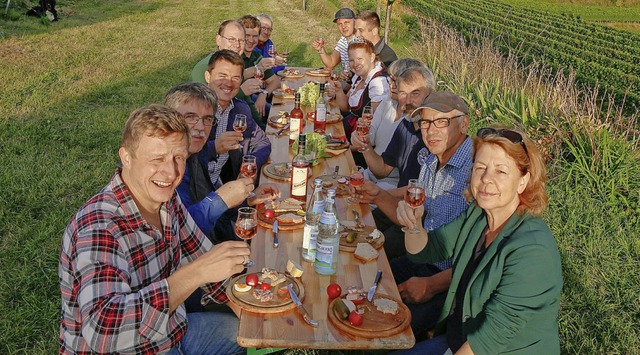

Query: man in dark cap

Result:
[350,91,474,340]
[311,8,356,71]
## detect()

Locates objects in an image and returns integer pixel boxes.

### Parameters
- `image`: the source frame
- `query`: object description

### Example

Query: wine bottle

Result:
[289,92,303,144]
[290,134,309,203]
[314,84,326,134]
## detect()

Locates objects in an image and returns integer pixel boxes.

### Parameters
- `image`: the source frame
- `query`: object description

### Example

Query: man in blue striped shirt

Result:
[350,91,473,340]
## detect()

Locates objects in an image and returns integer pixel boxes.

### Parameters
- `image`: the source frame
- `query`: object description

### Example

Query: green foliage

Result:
[354,0,378,12]
[403,0,640,113]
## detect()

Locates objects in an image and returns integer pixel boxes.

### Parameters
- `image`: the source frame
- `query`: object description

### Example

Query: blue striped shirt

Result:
[418,136,473,269]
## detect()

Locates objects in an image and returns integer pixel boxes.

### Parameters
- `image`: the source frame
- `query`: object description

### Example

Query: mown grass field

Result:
[1,0,639,354]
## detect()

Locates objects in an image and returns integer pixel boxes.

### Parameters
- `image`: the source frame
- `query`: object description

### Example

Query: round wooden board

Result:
[256,201,306,230]
[326,113,343,124]
[338,225,385,252]
[306,69,331,77]
[315,175,350,196]
[267,115,288,129]
[273,89,295,100]
[328,294,411,338]
[262,162,291,181]
[277,70,304,79]
[226,272,305,314]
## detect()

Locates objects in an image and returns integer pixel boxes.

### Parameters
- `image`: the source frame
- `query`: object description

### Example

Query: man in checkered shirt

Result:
[349,91,473,340]
[59,105,249,354]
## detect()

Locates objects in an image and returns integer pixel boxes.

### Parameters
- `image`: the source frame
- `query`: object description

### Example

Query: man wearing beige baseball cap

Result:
[311,8,356,71]
[350,91,474,339]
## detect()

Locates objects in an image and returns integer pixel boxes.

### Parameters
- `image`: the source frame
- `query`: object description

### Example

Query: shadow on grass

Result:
[0,0,167,39]
[0,52,209,354]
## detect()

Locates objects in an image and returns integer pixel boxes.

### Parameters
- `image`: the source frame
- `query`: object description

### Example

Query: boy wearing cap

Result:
[312,8,356,71]
[350,91,473,339]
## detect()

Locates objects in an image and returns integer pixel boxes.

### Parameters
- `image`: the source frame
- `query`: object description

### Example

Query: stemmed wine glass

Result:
[330,70,339,82]
[280,48,289,66]
[233,114,247,149]
[234,207,258,267]
[254,67,264,80]
[356,118,370,153]
[347,165,365,204]
[402,179,426,233]
[362,105,373,122]
[240,155,257,179]
[268,44,277,57]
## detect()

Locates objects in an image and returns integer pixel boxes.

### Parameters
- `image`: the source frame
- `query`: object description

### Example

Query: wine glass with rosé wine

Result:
[268,44,277,57]
[356,118,371,153]
[362,105,373,122]
[233,114,247,149]
[402,179,426,233]
[240,155,257,179]
[347,165,365,204]
[235,207,258,267]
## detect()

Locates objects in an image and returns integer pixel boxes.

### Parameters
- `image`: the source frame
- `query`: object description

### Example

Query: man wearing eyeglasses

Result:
[351,91,473,340]
[166,83,278,246]
[190,20,246,83]
[255,14,285,74]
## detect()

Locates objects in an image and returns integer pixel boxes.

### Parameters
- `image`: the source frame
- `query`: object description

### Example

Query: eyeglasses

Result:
[476,127,529,157]
[220,35,245,45]
[260,25,272,32]
[184,113,218,127]
[417,115,464,130]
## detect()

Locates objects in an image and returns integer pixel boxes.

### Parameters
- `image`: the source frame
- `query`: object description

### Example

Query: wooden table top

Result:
[236,68,415,350]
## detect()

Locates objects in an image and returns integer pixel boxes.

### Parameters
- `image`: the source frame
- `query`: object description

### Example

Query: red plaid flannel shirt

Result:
[59,169,228,354]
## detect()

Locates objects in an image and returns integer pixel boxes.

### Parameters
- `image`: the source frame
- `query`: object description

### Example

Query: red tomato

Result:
[245,273,259,286]
[327,283,342,299]
[349,310,363,326]
[351,295,365,305]
[260,282,271,291]
[264,209,275,219]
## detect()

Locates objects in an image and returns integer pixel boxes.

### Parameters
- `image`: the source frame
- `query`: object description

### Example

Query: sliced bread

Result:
[354,242,379,262]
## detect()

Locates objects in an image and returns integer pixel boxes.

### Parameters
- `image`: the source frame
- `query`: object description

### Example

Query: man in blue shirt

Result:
[351,91,473,340]
[254,14,285,74]
[165,83,279,244]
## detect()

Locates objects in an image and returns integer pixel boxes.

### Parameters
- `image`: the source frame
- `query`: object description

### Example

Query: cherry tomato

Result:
[349,310,363,326]
[351,295,365,305]
[260,282,271,291]
[264,209,275,219]
[327,283,342,299]
[245,273,259,286]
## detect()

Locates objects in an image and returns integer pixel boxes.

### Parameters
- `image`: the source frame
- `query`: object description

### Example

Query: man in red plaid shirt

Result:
[59,104,251,354]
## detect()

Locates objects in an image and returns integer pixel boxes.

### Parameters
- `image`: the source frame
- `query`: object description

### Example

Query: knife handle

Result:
[374,270,382,285]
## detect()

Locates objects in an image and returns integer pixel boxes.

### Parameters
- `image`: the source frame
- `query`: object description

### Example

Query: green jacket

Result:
[409,203,562,354]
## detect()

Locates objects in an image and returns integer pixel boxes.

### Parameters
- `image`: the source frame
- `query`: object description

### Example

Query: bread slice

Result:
[279,198,304,210]
[276,213,304,224]
[354,243,379,262]
[373,298,398,315]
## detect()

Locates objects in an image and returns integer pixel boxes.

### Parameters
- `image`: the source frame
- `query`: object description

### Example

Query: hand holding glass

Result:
[241,155,257,179]
[347,166,365,204]
[403,179,425,233]
[235,207,258,267]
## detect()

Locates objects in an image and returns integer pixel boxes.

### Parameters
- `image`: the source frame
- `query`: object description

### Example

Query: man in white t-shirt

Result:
[311,8,356,71]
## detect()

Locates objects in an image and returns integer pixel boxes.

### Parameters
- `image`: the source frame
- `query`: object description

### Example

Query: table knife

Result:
[272,220,279,248]
[276,123,290,137]
[367,270,383,302]
[287,284,318,327]
[332,165,340,179]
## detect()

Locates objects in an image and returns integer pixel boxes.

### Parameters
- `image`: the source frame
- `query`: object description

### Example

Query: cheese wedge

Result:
[286,259,304,278]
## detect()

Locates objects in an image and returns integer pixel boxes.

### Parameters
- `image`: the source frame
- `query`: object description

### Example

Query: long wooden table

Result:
[237,68,415,351]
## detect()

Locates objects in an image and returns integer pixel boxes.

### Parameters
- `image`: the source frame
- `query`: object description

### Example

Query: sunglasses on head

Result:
[476,128,529,157]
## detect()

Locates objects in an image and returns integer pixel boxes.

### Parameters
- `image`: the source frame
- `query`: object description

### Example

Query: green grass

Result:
[1,0,639,354]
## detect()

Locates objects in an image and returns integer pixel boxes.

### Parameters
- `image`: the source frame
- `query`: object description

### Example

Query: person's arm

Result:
[312,39,341,69]
[397,268,453,304]
[176,180,228,236]
[365,147,395,178]
[331,80,349,112]
[245,114,272,170]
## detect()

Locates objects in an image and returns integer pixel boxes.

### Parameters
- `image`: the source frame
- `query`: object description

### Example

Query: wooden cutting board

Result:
[338,225,385,252]
[256,199,306,230]
[328,294,411,338]
[226,272,305,314]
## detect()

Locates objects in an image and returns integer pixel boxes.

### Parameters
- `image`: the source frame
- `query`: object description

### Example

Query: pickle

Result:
[334,298,350,320]
[345,232,357,243]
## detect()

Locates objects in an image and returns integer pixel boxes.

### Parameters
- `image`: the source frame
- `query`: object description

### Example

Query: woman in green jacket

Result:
[395,127,562,354]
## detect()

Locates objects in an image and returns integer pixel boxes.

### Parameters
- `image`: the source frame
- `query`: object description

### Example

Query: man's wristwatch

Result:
[258,89,269,96]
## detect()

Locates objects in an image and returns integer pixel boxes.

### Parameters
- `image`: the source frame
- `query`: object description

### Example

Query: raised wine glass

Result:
[347,165,365,204]
[362,105,373,122]
[356,118,371,153]
[254,67,264,80]
[280,48,289,66]
[240,155,257,179]
[330,70,339,82]
[268,44,277,57]
[403,179,426,233]
[233,114,247,150]
[234,207,258,267]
